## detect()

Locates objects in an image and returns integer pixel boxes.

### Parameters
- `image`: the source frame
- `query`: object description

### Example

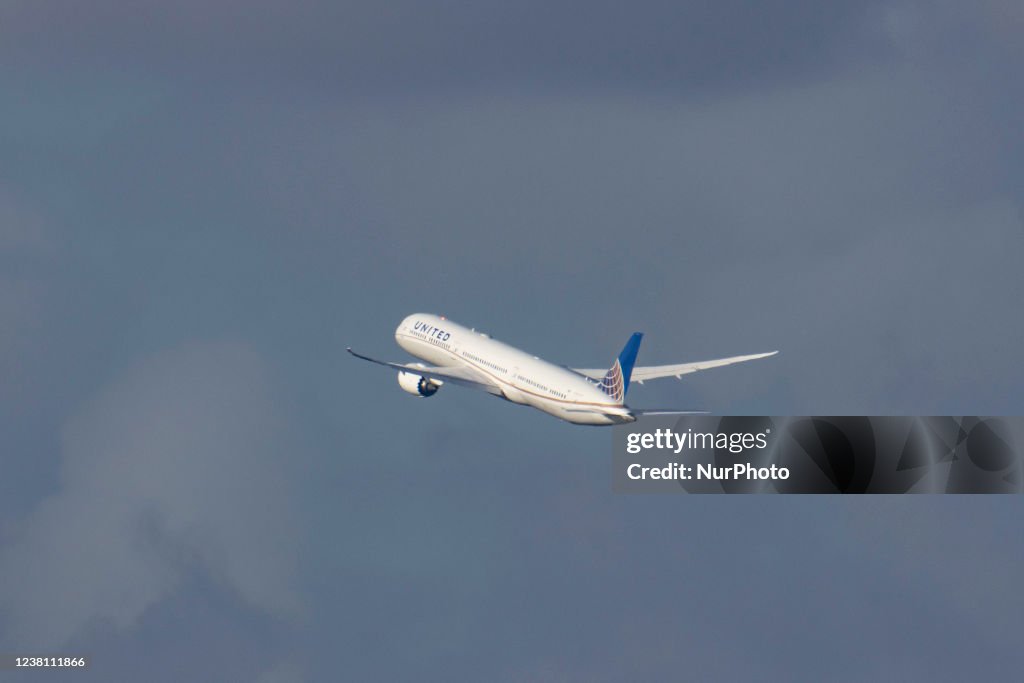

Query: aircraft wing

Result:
[347,348,503,395]
[572,351,778,384]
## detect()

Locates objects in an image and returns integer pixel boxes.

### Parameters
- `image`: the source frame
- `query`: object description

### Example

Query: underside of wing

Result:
[347,348,502,395]
[573,351,777,384]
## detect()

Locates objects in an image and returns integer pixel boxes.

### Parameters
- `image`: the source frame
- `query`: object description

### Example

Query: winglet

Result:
[347,347,378,363]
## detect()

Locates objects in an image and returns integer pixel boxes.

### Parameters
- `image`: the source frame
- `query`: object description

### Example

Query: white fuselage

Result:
[395,313,635,425]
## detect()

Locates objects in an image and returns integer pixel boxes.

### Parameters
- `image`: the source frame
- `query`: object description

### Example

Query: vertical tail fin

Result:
[597,333,643,403]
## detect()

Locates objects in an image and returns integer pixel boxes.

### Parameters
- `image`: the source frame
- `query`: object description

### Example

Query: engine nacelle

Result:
[397,370,441,397]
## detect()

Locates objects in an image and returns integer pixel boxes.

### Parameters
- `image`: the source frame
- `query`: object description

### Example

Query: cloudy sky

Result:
[1,1,1023,680]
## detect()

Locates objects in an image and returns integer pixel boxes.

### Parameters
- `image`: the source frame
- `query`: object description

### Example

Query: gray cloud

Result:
[0,343,299,648]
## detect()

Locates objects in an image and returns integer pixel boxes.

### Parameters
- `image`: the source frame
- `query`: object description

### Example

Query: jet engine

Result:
[397,370,441,397]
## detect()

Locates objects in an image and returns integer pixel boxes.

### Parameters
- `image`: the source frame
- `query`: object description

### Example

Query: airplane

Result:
[348,313,777,426]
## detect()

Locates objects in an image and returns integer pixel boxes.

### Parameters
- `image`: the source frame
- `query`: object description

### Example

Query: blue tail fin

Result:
[597,333,643,403]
